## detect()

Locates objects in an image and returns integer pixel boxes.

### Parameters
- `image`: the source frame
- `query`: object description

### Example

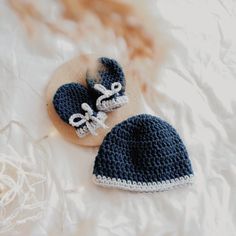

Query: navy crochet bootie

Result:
[86,57,128,112]
[93,114,194,192]
[53,83,107,138]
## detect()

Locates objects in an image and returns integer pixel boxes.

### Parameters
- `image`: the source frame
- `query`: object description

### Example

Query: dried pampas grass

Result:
[7,0,166,94]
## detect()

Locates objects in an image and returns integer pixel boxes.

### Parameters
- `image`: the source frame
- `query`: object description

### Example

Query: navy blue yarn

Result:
[86,57,126,100]
[53,83,98,127]
[93,114,193,183]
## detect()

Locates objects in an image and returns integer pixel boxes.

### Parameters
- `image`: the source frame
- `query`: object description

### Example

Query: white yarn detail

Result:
[94,82,128,112]
[98,95,129,112]
[93,174,194,192]
[69,103,107,137]
[0,155,46,234]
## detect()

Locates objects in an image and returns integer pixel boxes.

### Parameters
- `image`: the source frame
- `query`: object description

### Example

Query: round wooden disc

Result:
[46,54,142,147]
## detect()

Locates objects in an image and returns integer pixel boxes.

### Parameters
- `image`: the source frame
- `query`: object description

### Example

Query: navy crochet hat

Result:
[53,83,107,137]
[93,114,194,192]
[86,57,128,112]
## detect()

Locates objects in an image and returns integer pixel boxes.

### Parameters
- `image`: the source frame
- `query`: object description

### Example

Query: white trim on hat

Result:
[93,174,194,192]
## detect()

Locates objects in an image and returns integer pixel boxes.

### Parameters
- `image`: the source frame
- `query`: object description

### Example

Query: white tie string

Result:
[69,103,107,136]
[94,82,122,109]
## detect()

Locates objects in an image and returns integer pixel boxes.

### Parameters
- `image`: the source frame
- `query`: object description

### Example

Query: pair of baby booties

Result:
[53,57,128,137]
[53,57,194,192]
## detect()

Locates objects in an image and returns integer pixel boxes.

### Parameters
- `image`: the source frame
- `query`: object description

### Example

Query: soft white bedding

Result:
[0,0,236,235]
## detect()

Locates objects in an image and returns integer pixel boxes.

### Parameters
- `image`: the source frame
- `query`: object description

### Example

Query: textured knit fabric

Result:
[86,57,126,96]
[53,83,93,123]
[93,114,194,192]
[53,83,107,137]
[86,57,128,112]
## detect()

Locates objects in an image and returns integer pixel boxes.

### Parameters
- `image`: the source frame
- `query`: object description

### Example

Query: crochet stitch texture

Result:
[53,83,92,123]
[86,57,128,112]
[93,114,194,192]
[87,57,126,95]
[53,83,107,137]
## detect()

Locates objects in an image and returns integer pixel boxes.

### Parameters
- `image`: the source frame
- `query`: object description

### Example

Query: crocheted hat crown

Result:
[53,83,107,137]
[93,114,194,192]
[86,57,128,112]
